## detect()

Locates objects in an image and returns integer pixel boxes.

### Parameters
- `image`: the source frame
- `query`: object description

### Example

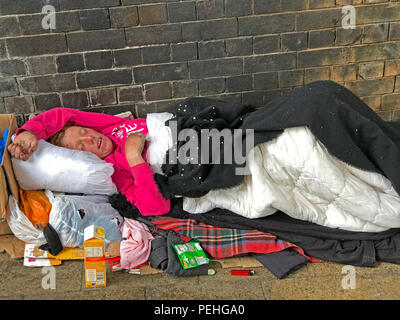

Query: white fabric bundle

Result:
[11,139,117,195]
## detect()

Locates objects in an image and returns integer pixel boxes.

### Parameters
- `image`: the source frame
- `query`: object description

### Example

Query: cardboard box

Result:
[84,225,106,288]
[0,114,19,221]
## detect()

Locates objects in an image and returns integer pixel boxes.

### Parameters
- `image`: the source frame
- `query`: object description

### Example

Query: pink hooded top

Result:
[16,107,170,216]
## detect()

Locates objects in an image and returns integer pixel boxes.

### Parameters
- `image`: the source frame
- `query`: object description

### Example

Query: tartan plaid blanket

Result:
[151,216,315,260]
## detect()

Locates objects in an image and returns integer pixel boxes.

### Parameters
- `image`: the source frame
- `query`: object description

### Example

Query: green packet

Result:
[172,242,210,269]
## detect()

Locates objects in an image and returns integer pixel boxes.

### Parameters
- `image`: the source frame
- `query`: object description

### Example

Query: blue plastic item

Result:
[0,129,9,163]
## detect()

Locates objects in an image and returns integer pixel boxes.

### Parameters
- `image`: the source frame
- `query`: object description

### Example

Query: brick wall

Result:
[0,0,400,126]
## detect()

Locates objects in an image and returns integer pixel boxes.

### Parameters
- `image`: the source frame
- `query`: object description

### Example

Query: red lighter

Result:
[231,269,255,276]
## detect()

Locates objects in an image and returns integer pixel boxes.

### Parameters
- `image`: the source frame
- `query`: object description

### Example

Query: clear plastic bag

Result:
[6,194,46,245]
[45,191,123,250]
[7,190,124,250]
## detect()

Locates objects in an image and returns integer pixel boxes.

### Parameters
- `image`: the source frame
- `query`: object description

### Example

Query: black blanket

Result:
[111,80,400,267]
[155,80,400,199]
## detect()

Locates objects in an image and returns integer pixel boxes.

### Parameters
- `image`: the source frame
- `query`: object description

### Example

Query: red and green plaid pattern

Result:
[151,216,314,260]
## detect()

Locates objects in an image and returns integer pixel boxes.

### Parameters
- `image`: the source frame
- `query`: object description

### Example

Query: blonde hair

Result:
[48,125,71,147]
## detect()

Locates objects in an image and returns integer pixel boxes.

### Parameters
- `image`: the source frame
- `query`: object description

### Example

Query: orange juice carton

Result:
[84,225,106,288]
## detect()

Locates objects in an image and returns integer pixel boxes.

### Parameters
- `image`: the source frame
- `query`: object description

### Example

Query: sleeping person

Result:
[7,107,171,217]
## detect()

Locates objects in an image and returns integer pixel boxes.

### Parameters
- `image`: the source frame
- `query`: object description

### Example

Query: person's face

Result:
[61,126,113,159]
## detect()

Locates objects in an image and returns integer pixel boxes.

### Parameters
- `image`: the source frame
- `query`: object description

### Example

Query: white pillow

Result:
[11,139,117,195]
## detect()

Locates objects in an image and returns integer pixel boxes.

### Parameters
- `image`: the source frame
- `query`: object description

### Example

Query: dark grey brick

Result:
[0,60,26,77]
[199,78,225,95]
[85,51,113,70]
[196,0,224,20]
[56,54,85,73]
[298,47,350,67]
[113,48,142,67]
[138,4,168,25]
[89,88,117,106]
[308,29,336,48]
[0,40,7,60]
[171,43,198,62]
[281,0,307,11]
[122,0,175,4]
[182,19,237,41]
[309,0,335,9]
[167,2,196,23]
[225,38,253,57]
[389,22,400,40]
[4,96,34,113]
[254,72,279,90]
[34,94,62,111]
[296,8,342,31]
[244,53,296,73]
[198,40,225,60]
[77,70,132,89]
[110,6,139,28]
[239,14,295,36]
[253,0,280,14]
[133,63,189,83]
[7,34,67,57]
[0,78,18,97]
[350,42,400,62]
[304,66,330,84]
[19,74,76,94]
[62,92,89,108]
[0,99,6,113]
[279,69,304,87]
[0,17,20,37]
[88,105,136,116]
[356,4,400,25]
[142,45,170,64]
[126,24,181,46]
[59,0,120,10]
[254,35,280,54]
[362,23,389,43]
[67,30,125,52]
[118,86,143,102]
[55,12,82,32]
[172,80,198,98]
[225,0,252,17]
[281,32,308,52]
[226,75,252,92]
[189,58,242,79]
[79,9,110,30]
[336,27,362,45]
[0,0,59,15]
[26,56,57,75]
[144,82,172,101]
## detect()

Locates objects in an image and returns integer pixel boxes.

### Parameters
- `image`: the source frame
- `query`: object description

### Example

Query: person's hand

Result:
[7,130,38,161]
[124,132,146,167]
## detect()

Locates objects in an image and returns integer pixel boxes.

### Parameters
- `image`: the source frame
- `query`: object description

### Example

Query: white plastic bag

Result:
[6,195,46,245]
[46,191,123,249]
[7,191,124,250]
[11,139,117,195]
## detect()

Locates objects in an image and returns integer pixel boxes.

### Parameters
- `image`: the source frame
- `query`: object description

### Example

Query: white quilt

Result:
[146,113,400,233]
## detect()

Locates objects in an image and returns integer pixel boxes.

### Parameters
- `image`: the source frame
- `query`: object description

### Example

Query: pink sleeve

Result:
[17,107,124,140]
[112,162,170,216]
